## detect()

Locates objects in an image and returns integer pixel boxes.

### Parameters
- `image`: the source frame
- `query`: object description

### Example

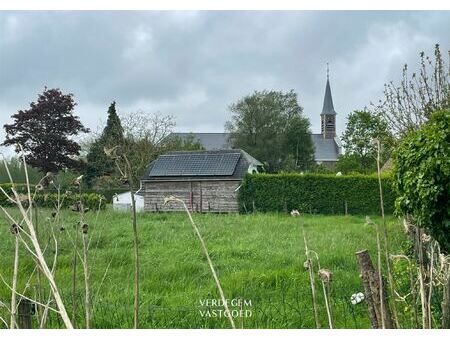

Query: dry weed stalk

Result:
[0,150,73,328]
[9,225,20,329]
[318,267,333,329]
[105,146,140,328]
[301,228,320,328]
[374,138,399,328]
[164,196,236,329]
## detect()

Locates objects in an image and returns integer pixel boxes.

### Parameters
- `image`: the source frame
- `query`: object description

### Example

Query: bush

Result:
[0,183,106,210]
[34,192,106,210]
[238,173,395,215]
[393,110,450,253]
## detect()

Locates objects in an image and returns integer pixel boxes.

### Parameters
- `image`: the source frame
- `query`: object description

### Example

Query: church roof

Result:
[169,132,340,162]
[167,132,230,150]
[321,78,337,115]
[311,134,340,161]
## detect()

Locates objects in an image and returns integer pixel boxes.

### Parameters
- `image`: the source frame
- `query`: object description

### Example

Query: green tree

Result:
[86,102,124,184]
[225,90,314,172]
[338,110,394,173]
[393,109,450,253]
[2,88,89,173]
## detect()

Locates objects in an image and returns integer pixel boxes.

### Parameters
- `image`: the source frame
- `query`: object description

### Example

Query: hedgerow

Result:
[238,173,395,215]
[0,183,106,210]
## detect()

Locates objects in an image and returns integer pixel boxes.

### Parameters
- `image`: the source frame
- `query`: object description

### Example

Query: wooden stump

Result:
[356,249,395,329]
[18,299,33,329]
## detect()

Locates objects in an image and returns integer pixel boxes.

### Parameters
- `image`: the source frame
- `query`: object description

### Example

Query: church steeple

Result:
[321,64,337,139]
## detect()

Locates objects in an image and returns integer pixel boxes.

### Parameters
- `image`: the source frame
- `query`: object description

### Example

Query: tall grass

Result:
[0,210,409,328]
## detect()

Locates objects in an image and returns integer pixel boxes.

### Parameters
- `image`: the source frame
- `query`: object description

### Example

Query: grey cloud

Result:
[1,11,449,155]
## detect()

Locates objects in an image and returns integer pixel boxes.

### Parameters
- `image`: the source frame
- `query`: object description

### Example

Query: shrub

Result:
[238,173,395,215]
[33,192,106,210]
[393,110,450,253]
[0,184,106,210]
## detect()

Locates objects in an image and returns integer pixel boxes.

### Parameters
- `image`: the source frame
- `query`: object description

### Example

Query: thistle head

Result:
[318,269,333,283]
[163,196,180,205]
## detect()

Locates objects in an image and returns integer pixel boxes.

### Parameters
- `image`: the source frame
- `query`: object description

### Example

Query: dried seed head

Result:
[403,219,415,235]
[72,175,84,186]
[318,269,333,283]
[421,233,432,243]
[303,260,310,270]
[81,223,89,234]
[10,223,21,235]
[163,196,179,205]
[104,146,119,159]
[38,172,54,189]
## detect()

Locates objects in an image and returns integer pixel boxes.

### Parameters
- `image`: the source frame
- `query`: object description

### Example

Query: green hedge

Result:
[0,183,106,210]
[238,173,395,215]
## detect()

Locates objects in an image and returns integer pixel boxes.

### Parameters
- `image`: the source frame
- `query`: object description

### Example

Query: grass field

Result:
[0,208,409,328]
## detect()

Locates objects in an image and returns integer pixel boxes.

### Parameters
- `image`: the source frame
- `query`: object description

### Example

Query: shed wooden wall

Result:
[142,180,241,213]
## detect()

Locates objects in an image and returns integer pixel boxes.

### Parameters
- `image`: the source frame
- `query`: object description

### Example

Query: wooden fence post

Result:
[18,299,33,329]
[356,249,395,329]
[442,272,450,328]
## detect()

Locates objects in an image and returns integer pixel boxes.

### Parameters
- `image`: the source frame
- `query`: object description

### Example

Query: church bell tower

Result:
[320,65,337,139]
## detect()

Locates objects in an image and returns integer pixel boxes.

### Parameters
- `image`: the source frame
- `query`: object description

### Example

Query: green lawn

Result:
[0,207,408,328]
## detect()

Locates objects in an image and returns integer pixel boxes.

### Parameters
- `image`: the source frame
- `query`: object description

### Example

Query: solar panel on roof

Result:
[148,152,241,177]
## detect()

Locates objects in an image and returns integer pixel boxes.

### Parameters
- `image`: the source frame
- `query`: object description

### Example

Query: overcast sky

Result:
[1,11,449,155]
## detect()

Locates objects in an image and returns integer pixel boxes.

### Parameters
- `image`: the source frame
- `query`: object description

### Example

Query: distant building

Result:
[168,74,342,168]
[140,149,263,213]
[112,191,145,212]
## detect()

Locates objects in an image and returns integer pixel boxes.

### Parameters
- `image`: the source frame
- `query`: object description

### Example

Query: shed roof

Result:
[141,149,262,181]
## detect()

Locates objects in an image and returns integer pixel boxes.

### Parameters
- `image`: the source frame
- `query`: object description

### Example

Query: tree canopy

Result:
[337,110,394,173]
[85,102,124,184]
[225,90,314,172]
[2,88,89,173]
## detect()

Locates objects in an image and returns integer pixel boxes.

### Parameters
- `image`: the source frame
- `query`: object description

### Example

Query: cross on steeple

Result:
[326,62,329,80]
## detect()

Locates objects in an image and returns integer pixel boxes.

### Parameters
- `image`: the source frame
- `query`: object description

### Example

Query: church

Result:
[170,75,342,168]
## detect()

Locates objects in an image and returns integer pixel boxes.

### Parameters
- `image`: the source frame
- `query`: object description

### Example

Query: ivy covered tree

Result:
[225,90,314,172]
[85,102,124,185]
[393,109,450,253]
[2,88,89,173]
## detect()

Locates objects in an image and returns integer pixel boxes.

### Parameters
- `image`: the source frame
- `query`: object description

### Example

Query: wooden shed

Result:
[140,149,263,212]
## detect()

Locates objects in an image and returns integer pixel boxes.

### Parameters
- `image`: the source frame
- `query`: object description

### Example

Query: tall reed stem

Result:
[10,235,19,329]
[165,196,236,329]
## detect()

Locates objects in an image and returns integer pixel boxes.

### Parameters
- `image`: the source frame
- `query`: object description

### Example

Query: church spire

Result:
[321,64,337,138]
[321,64,337,116]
